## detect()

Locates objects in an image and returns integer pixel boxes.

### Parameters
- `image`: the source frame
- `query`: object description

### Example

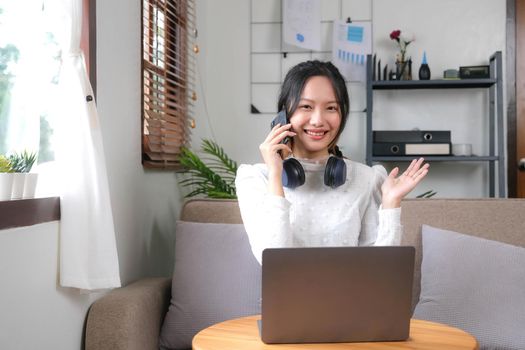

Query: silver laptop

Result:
[260,246,415,344]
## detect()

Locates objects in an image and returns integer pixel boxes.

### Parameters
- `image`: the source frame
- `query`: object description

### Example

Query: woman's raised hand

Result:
[259,123,296,174]
[381,158,430,209]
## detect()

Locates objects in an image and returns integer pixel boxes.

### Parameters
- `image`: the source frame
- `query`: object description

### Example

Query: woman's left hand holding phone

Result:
[259,123,296,196]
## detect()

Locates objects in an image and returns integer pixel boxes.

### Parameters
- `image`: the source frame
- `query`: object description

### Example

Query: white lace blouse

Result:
[235,158,402,264]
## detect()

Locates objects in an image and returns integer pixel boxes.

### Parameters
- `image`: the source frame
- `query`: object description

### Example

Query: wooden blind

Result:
[142,0,196,169]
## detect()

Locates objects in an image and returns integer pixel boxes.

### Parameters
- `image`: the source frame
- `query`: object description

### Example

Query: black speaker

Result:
[282,157,347,189]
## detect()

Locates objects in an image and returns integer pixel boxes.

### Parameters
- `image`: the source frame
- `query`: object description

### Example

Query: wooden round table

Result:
[193,315,478,350]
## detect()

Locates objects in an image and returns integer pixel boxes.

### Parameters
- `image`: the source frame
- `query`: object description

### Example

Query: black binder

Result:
[373,130,451,143]
[373,142,451,156]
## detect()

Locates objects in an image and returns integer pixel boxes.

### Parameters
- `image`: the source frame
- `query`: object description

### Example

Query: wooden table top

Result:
[193,315,478,350]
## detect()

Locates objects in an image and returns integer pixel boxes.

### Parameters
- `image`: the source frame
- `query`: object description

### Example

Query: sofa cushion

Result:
[158,221,261,350]
[413,224,525,350]
[400,199,525,310]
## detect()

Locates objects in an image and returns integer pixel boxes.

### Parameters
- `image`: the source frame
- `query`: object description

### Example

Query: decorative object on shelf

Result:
[178,139,238,199]
[443,69,459,79]
[418,51,431,80]
[459,65,490,79]
[390,29,414,80]
[452,144,473,156]
[7,151,38,200]
[0,155,14,201]
[389,29,413,63]
[396,59,412,80]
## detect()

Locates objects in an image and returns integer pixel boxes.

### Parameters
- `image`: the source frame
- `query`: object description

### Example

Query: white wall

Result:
[0,222,99,349]
[96,0,182,283]
[191,0,507,198]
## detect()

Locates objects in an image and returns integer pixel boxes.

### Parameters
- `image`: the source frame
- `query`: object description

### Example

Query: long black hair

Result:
[277,60,349,156]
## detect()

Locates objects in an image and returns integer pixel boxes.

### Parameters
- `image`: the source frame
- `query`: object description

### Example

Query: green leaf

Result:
[208,190,237,199]
[201,139,238,174]
[177,139,238,199]
[184,188,208,198]
[416,190,437,198]
[8,150,37,173]
[0,155,13,173]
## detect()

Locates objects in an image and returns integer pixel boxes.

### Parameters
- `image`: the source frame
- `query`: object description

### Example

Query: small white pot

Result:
[0,173,14,201]
[22,173,39,199]
[11,173,26,200]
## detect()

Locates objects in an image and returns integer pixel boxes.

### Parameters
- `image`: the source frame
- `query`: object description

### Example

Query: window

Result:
[0,0,93,227]
[0,0,61,165]
[142,0,196,169]
[0,0,94,199]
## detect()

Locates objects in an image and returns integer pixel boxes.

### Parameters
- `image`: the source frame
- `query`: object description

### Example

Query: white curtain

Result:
[52,0,121,290]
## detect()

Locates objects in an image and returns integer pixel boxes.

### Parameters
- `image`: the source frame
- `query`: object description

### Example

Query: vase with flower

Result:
[390,29,414,80]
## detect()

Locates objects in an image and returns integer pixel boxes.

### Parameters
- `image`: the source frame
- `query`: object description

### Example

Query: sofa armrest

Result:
[85,277,171,350]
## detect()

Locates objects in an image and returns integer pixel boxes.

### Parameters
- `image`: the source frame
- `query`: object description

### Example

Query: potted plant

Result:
[0,155,14,201]
[8,151,38,199]
[178,139,238,199]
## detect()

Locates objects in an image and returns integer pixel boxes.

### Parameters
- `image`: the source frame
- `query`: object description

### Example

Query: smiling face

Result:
[289,76,342,160]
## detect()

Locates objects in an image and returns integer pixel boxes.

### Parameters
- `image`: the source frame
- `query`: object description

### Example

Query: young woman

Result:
[235,60,429,264]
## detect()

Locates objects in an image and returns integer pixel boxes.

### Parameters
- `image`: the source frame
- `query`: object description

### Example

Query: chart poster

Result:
[331,20,372,82]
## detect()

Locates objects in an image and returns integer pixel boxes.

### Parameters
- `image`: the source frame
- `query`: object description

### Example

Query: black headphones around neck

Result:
[271,110,347,189]
[282,156,347,189]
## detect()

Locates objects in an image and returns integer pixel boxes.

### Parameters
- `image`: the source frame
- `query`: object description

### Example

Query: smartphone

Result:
[270,110,291,145]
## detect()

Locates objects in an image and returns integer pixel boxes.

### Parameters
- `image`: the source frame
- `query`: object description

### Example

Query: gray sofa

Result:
[84,198,525,350]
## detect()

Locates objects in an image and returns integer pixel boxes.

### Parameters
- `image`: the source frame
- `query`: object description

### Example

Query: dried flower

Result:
[389,29,414,62]
[390,30,401,41]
